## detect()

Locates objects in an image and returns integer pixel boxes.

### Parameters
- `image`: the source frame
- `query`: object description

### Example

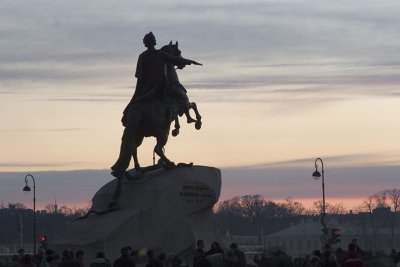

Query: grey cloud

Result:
[0,65,134,87]
[1,158,399,209]
[240,60,400,69]
[234,152,398,169]
[1,0,400,110]
[221,163,400,202]
[1,50,134,65]
[0,127,88,132]
[186,73,400,109]
[0,170,111,207]
[46,128,87,131]
[0,161,88,168]
[44,89,130,103]
[49,98,122,103]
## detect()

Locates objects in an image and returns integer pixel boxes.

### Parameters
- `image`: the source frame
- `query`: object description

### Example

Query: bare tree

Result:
[360,195,377,213]
[383,188,400,248]
[44,203,58,214]
[72,206,91,217]
[239,195,266,221]
[328,203,347,215]
[357,194,385,252]
[386,188,400,212]
[310,200,347,215]
[262,200,288,218]
[58,206,74,216]
[215,196,242,217]
[281,197,306,216]
[216,195,299,221]
[373,191,388,208]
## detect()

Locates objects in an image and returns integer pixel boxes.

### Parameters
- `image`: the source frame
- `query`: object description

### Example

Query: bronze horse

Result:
[162,42,202,136]
[109,42,202,208]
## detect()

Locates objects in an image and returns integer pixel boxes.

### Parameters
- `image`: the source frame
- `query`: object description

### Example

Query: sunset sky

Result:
[1,0,400,210]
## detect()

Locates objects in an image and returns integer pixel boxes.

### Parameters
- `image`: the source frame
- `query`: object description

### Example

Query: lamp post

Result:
[23,174,36,254]
[312,158,327,237]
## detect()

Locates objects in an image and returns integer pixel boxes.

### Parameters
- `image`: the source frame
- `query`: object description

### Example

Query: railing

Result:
[0,244,35,255]
[231,235,259,246]
[239,245,265,255]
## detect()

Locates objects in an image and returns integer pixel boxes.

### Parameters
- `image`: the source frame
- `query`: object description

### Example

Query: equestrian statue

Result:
[109,32,202,207]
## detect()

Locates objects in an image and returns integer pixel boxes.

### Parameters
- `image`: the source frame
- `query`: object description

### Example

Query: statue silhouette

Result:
[109,33,202,207]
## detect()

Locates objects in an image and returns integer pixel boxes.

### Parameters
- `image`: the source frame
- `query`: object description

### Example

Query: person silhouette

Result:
[122,32,200,124]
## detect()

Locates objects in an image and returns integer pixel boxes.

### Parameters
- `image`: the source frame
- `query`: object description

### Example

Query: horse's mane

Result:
[160,44,173,53]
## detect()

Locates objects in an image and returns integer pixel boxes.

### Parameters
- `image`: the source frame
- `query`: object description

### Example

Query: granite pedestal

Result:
[53,165,221,262]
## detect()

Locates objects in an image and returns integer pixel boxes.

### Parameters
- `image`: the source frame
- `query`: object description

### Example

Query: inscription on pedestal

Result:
[179,184,214,203]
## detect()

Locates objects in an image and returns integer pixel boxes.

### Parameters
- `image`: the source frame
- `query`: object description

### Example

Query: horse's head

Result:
[161,41,185,69]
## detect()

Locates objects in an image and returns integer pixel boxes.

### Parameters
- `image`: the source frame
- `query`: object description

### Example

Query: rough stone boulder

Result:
[53,165,221,262]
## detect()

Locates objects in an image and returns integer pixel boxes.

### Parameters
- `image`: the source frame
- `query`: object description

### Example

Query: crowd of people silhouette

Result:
[2,238,400,267]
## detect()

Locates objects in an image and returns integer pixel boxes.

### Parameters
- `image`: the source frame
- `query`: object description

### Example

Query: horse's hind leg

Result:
[154,133,175,169]
[111,124,136,179]
[126,135,144,180]
[132,146,140,171]
[132,135,144,171]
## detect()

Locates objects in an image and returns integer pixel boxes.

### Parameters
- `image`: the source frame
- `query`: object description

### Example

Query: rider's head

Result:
[143,32,156,48]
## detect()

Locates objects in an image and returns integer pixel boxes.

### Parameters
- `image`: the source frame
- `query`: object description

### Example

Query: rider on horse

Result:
[111,32,201,179]
[121,32,200,126]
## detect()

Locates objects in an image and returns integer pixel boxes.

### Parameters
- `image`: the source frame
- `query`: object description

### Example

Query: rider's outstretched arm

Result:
[160,51,202,67]
[189,60,202,66]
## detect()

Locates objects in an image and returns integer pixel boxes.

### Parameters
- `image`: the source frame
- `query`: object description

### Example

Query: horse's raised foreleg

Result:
[171,116,180,137]
[185,110,196,124]
[190,102,202,130]
[190,102,201,121]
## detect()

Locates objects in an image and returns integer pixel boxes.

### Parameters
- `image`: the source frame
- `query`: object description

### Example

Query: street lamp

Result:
[312,158,327,237]
[23,174,36,254]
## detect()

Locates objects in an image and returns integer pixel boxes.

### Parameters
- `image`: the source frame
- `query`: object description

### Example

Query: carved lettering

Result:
[179,183,213,203]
